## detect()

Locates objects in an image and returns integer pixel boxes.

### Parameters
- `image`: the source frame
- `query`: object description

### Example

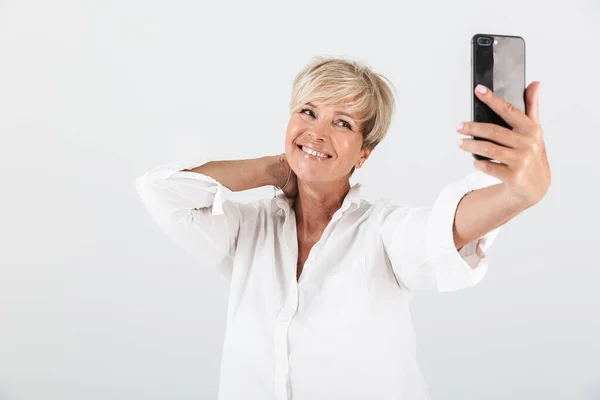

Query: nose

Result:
[307,118,330,142]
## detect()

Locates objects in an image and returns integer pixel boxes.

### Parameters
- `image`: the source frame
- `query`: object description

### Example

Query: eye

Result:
[338,119,352,130]
[299,108,352,130]
[300,108,315,117]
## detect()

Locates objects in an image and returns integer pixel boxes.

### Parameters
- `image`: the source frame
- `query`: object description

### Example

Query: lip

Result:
[296,143,332,158]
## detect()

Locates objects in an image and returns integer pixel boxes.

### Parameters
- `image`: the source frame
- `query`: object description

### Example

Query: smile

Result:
[297,145,332,160]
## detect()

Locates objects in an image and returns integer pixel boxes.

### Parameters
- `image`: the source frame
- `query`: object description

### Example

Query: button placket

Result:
[272,202,347,399]
[273,284,298,400]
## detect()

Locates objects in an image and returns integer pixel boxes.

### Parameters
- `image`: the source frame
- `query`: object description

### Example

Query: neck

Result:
[293,178,351,238]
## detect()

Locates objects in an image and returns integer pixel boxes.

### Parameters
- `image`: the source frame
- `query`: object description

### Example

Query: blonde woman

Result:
[135,57,550,399]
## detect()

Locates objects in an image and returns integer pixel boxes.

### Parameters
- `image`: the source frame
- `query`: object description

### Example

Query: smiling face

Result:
[285,100,372,183]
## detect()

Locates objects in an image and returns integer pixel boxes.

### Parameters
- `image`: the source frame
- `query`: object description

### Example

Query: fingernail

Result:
[476,85,487,94]
[456,122,464,131]
[457,139,463,146]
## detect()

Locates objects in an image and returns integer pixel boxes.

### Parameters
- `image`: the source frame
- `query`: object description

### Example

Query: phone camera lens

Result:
[477,37,492,46]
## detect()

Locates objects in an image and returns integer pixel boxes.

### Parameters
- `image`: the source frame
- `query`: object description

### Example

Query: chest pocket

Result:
[305,256,370,323]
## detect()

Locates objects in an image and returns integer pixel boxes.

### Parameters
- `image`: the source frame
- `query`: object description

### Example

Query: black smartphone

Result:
[471,33,526,161]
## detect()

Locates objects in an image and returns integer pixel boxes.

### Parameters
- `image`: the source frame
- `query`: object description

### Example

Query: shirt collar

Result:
[272,182,362,217]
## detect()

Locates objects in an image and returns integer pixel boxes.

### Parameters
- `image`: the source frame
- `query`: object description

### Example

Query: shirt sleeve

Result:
[134,156,254,281]
[380,171,503,292]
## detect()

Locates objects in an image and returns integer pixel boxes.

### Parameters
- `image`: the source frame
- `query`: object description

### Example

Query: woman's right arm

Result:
[134,155,285,280]
[180,156,288,192]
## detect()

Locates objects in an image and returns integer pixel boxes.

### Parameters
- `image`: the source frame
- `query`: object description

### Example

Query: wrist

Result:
[262,155,284,187]
[498,182,536,211]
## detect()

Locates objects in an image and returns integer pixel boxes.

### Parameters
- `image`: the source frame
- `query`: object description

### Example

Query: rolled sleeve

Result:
[135,155,233,218]
[135,155,245,280]
[426,171,502,292]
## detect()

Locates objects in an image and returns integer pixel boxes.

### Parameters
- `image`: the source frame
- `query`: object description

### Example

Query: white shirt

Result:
[135,157,503,400]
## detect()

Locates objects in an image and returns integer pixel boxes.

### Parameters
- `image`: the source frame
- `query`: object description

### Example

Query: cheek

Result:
[331,136,362,164]
[286,117,305,141]
[334,137,354,154]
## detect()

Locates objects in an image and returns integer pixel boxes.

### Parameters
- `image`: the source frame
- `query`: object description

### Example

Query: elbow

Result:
[134,174,157,204]
[134,175,147,198]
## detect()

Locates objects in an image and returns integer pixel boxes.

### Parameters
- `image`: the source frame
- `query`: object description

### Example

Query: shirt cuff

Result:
[425,171,503,292]
[136,154,232,216]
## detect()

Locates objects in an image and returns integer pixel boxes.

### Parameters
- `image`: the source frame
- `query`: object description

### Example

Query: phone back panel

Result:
[471,34,526,160]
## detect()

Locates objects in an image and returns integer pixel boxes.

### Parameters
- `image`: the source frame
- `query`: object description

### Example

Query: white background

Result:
[1,0,599,399]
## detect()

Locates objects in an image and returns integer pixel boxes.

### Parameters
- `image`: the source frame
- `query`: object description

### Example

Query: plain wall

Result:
[1,0,599,399]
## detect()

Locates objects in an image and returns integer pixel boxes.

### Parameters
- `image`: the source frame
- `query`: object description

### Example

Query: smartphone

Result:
[471,33,526,161]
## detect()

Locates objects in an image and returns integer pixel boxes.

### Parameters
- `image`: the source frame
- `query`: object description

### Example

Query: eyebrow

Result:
[306,102,357,121]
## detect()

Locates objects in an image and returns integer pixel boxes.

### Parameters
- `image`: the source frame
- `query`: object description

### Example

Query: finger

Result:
[458,138,521,167]
[525,81,541,124]
[473,159,512,182]
[474,84,534,132]
[458,122,525,149]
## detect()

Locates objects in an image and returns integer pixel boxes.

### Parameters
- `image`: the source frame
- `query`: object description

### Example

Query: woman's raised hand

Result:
[278,154,298,199]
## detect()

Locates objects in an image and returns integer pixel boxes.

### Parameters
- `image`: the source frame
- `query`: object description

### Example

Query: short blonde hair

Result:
[289,56,396,150]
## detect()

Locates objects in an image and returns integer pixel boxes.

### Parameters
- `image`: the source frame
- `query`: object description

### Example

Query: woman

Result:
[135,56,550,399]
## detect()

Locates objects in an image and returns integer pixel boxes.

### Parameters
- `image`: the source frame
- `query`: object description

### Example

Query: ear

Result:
[356,147,372,168]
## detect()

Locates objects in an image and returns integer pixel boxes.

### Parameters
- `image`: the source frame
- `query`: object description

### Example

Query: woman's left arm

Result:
[454,81,552,250]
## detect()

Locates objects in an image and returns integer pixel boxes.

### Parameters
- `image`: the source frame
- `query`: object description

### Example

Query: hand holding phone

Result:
[471,34,526,161]
[459,34,550,207]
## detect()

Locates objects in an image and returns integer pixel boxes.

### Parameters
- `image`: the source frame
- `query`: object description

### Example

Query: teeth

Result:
[301,146,328,159]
